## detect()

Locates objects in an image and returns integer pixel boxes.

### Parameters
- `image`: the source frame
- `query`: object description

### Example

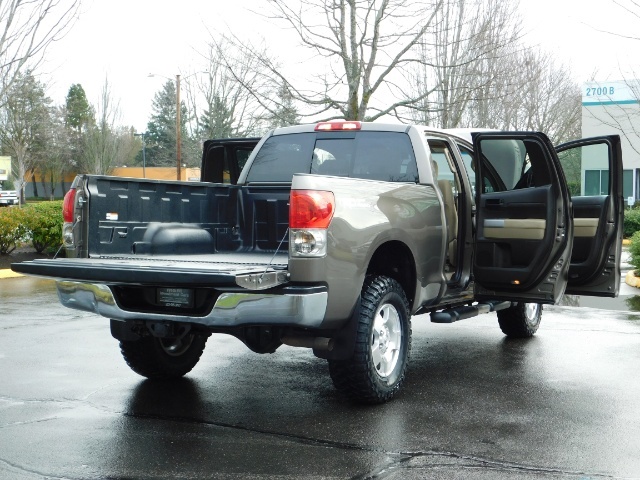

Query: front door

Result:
[556,136,623,296]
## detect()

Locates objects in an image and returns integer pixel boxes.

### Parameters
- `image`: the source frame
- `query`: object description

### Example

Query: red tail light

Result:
[289,190,335,229]
[63,188,76,223]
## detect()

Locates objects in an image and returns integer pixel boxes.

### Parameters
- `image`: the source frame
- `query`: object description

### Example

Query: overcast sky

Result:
[41,0,640,133]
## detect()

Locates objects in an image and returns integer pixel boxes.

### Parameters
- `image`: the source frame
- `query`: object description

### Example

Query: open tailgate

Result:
[12,252,289,289]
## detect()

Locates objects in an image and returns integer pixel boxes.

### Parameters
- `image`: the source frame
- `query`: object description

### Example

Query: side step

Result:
[430,300,513,324]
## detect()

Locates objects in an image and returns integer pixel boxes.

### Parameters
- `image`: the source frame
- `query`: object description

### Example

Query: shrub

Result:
[23,201,63,253]
[629,230,640,275]
[0,207,28,254]
[624,208,640,238]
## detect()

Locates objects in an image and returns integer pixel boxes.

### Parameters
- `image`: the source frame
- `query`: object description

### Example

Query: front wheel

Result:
[497,302,542,338]
[328,275,411,404]
[119,332,208,379]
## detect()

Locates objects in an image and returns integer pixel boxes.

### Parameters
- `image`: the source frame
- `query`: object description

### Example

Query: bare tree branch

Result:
[0,0,81,104]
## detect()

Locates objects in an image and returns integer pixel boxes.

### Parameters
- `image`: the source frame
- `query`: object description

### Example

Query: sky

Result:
[40,0,640,133]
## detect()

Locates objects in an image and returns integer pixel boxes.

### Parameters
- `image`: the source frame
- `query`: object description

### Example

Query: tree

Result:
[0,0,81,104]
[267,83,300,128]
[493,50,581,144]
[408,0,522,128]
[0,72,52,203]
[144,79,191,167]
[36,105,72,199]
[189,36,270,140]
[65,84,93,134]
[80,79,125,175]
[404,0,581,143]
[222,0,444,121]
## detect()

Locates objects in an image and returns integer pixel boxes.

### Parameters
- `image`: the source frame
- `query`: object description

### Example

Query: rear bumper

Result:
[56,281,328,329]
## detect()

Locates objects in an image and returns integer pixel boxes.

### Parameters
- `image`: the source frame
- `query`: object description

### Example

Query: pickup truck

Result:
[13,122,624,404]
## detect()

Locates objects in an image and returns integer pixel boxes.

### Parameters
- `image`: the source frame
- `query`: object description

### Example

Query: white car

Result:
[0,189,18,206]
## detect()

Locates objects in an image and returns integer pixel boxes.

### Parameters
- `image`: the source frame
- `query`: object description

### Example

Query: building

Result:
[582,80,640,205]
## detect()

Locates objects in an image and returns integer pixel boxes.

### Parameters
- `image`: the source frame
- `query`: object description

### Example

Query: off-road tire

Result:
[328,275,411,404]
[119,333,208,379]
[497,302,542,338]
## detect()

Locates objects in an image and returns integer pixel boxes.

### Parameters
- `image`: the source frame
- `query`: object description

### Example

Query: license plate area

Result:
[157,287,194,308]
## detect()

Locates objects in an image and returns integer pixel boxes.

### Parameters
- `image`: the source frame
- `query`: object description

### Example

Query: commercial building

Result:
[582,80,640,205]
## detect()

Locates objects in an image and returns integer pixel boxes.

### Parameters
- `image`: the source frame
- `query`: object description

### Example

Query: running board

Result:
[430,301,513,324]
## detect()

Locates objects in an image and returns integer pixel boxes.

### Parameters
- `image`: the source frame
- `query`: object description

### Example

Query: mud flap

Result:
[312,299,360,361]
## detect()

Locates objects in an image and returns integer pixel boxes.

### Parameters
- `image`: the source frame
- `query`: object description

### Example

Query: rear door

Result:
[201,138,260,184]
[556,135,623,296]
[472,132,572,304]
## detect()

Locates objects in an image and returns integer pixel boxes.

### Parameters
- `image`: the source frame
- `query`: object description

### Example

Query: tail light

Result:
[62,188,76,247]
[63,188,76,223]
[289,190,335,257]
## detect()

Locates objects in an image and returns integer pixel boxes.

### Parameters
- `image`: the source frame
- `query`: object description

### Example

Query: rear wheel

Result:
[328,275,411,404]
[497,302,542,338]
[119,333,208,379]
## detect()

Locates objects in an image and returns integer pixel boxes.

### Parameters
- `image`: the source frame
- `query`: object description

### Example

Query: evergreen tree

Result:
[145,80,190,167]
[198,95,235,139]
[268,84,300,129]
[65,84,93,134]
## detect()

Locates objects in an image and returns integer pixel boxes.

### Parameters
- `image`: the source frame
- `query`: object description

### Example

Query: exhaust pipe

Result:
[281,336,334,351]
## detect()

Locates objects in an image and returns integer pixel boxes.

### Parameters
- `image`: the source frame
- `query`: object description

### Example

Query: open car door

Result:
[556,135,623,297]
[472,132,573,304]
[200,138,261,184]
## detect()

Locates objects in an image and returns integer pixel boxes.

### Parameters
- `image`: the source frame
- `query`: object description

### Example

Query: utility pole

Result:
[176,74,181,181]
[133,133,146,178]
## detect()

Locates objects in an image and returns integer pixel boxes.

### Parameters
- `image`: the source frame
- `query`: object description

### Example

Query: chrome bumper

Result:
[56,281,328,328]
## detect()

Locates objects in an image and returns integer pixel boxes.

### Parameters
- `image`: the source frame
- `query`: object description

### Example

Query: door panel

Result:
[472,132,572,304]
[556,136,623,296]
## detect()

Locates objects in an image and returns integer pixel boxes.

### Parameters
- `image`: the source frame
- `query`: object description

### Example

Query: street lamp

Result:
[133,132,147,178]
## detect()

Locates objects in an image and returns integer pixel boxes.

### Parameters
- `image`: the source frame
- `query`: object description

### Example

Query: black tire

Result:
[119,333,208,379]
[497,302,542,338]
[328,275,411,404]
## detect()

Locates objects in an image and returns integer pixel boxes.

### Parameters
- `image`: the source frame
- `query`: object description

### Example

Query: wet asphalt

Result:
[1,274,640,479]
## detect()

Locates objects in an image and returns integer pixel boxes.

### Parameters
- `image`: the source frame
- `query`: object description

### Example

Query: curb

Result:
[625,270,640,288]
[0,269,22,279]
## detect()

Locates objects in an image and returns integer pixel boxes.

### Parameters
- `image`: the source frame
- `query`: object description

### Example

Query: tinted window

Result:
[246,133,316,183]
[477,138,551,193]
[246,131,418,183]
[557,142,611,197]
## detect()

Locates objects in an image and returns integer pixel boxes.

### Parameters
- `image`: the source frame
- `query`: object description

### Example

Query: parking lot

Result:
[1,273,640,479]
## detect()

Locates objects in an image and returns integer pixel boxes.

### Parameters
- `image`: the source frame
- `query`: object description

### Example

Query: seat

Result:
[432,159,458,268]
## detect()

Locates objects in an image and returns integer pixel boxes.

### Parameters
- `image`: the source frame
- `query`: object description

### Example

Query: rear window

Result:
[246,131,418,183]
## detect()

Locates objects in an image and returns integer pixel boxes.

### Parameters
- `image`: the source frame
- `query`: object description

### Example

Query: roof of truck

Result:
[271,122,492,147]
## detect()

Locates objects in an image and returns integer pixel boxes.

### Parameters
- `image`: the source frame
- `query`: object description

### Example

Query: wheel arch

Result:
[366,240,417,310]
